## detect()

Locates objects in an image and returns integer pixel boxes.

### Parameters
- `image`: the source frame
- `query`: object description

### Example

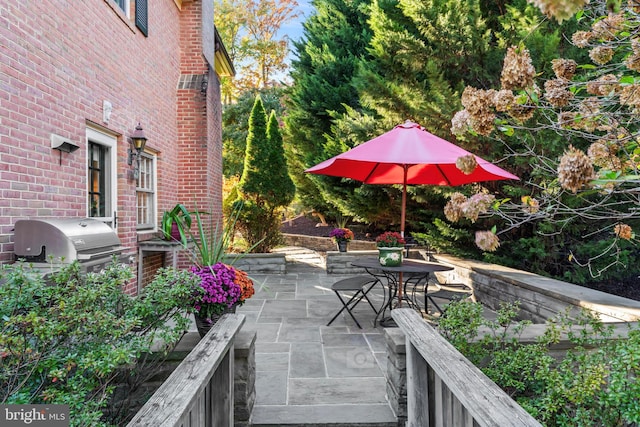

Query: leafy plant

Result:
[161,203,192,245]
[0,260,197,426]
[187,203,245,267]
[438,300,640,426]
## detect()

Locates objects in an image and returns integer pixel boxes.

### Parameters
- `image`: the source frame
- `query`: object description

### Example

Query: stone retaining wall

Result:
[430,254,640,323]
[225,253,286,274]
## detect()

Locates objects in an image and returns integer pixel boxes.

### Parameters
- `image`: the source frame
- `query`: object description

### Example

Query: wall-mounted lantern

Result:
[127,123,147,179]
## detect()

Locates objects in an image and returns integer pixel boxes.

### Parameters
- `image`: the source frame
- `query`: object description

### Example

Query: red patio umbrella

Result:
[305,120,519,236]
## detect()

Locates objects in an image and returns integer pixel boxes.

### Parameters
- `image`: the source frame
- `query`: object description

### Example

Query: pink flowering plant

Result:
[329,227,354,243]
[375,231,406,248]
[191,262,242,319]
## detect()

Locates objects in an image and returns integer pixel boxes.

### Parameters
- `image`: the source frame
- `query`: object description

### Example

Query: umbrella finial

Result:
[398,120,420,129]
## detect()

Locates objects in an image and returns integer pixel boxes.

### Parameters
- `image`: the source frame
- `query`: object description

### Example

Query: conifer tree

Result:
[237,95,294,251]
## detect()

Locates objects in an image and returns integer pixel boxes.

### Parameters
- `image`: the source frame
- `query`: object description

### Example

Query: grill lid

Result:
[14,218,124,263]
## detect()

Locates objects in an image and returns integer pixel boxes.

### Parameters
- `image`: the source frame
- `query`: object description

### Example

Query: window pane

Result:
[88,143,107,217]
[136,154,155,229]
[114,0,127,12]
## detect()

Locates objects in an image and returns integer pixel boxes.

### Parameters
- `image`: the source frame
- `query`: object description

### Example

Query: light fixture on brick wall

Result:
[127,123,147,179]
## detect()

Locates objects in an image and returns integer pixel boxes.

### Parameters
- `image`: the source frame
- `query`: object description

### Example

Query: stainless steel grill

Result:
[13,218,125,273]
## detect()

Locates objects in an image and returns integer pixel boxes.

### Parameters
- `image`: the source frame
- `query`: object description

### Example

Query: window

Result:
[113,0,130,16]
[136,153,156,229]
[87,128,118,227]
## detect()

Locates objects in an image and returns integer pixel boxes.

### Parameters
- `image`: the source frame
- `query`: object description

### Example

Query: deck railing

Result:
[392,309,543,427]
[127,314,245,427]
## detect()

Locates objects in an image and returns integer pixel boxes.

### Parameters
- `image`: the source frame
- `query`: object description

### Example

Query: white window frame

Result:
[86,127,118,229]
[112,0,131,17]
[135,152,157,231]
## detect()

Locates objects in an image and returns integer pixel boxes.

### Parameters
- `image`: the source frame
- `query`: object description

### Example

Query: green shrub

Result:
[0,260,198,426]
[438,301,640,426]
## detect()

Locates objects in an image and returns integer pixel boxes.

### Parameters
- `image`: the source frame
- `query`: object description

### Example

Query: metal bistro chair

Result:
[426,275,473,315]
[327,276,382,329]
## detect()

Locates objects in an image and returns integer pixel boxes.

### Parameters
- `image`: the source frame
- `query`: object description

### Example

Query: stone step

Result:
[272,246,326,268]
[250,404,397,427]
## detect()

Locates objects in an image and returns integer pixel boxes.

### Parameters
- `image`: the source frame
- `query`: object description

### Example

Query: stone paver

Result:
[238,253,396,426]
[240,247,475,426]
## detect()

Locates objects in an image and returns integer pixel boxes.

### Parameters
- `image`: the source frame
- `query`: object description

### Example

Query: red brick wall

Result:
[0,0,224,292]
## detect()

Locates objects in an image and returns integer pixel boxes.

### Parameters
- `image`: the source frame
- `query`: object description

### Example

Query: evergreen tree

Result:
[284,0,372,215]
[239,95,270,199]
[237,95,294,251]
[266,110,295,208]
[223,87,285,177]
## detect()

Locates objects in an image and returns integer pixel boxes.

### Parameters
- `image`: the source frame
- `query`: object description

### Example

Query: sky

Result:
[277,0,313,63]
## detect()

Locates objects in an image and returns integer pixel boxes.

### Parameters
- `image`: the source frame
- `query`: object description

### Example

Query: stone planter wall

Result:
[225,253,286,274]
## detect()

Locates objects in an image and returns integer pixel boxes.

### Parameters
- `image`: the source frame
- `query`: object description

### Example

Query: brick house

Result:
[0,0,233,294]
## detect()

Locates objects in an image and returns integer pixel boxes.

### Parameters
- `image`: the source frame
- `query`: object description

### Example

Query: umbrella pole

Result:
[398,166,409,307]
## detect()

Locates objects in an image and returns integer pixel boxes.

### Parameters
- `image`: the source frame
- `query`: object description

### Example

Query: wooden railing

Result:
[127,314,245,427]
[392,309,543,427]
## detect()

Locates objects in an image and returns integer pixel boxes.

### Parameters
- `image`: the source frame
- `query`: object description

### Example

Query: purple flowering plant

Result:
[191,262,242,319]
[329,228,354,243]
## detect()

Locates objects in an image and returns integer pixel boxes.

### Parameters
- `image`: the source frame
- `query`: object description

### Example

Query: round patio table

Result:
[351,258,454,326]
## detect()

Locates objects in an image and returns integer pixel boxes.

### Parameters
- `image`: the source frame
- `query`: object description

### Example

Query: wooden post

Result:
[406,341,429,426]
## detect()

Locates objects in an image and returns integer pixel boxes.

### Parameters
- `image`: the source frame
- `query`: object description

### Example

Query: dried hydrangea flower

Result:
[475,230,500,252]
[444,192,467,222]
[551,58,578,79]
[470,113,496,136]
[585,74,619,95]
[579,98,601,116]
[558,145,596,193]
[576,98,602,132]
[572,30,593,48]
[528,0,588,22]
[614,223,633,240]
[591,13,625,41]
[620,84,640,106]
[558,111,578,128]
[625,52,640,72]
[461,193,496,223]
[500,46,536,90]
[544,78,574,107]
[588,141,622,170]
[456,154,478,175]
[509,104,535,121]
[451,109,472,135]
[461,87,495,114]
[521,196,540,214]
[589,46,615,65]
[493,89,516,112]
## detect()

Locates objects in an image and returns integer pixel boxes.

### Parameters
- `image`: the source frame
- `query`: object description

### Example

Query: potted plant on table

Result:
[160,203,192,246]
[329,227,354,252]
[376,231,406,266]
